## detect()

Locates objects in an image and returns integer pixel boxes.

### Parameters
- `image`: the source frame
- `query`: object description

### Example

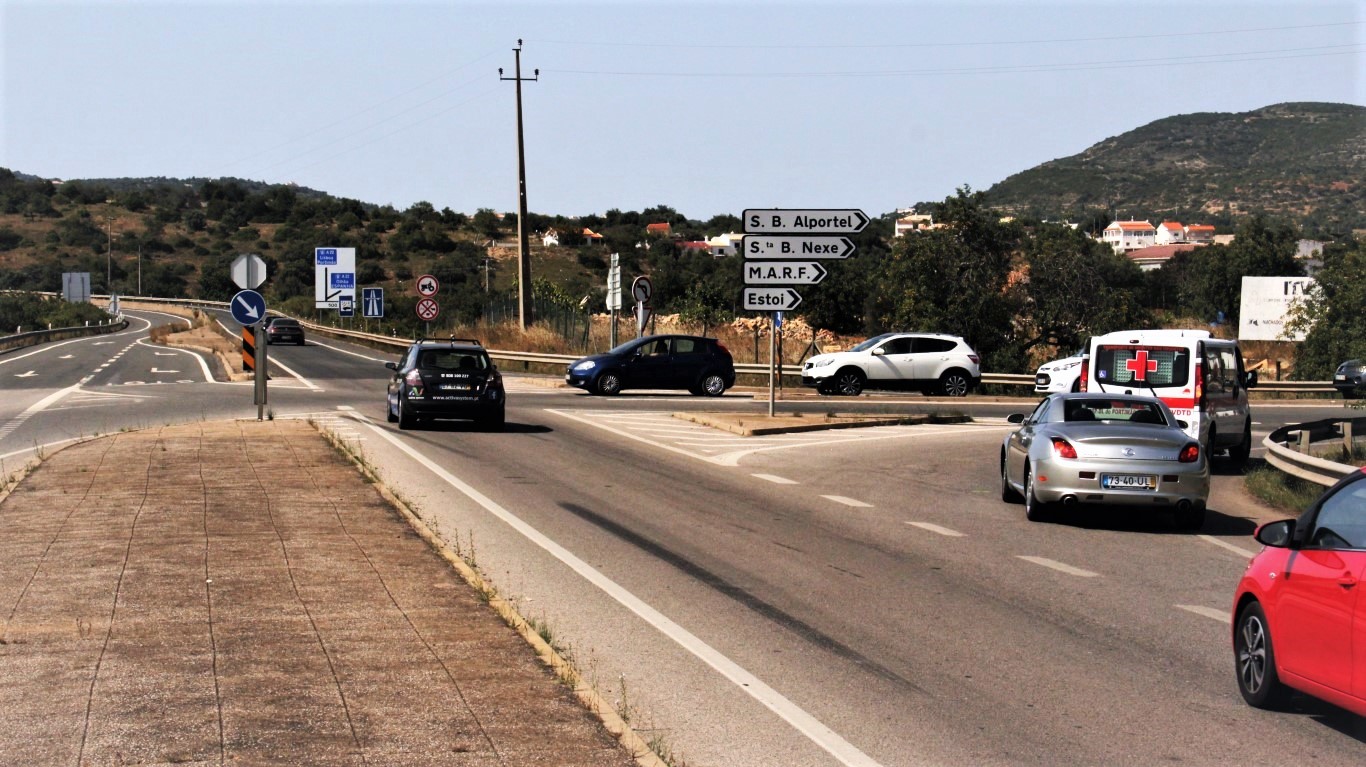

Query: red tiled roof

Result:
[1186,224,1215,232]
[1126,243,1204,261]
[646,222,671,233]
[1160,221,1183,230]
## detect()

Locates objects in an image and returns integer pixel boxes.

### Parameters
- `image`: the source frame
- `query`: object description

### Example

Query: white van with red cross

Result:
[1080,329,1258,467]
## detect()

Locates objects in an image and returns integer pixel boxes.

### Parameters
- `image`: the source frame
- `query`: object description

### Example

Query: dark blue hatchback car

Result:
[565,334,736,396]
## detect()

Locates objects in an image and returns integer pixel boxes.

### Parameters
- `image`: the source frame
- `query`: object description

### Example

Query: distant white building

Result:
[894,214,935,237]
[1101,220,1157,253]
[706,232,744,257]
[1154,221,1186,245]
[1185,224,1216,244]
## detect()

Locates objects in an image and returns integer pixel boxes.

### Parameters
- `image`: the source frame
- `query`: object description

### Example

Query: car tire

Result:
[1069,378,1081,393]
[397,397,416,430]
[386,398,397,423]
[1203,425,1218,459]
[1000,453,1022,503]
[1229,421,1252,469]
[700,373,727,397]
[938,370,971,397]
[1235,601,1292,710]
[1023,464,1049,522]
[481,407,506,431]
[816,381,836,396]
[595,371,622,396]
[833,368,865,396]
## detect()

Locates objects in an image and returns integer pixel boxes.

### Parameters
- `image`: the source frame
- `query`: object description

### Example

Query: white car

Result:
[1033,353,1085,393]
[801,332,981,397]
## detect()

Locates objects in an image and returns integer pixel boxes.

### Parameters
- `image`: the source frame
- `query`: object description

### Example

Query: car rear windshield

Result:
[1093,345,1190,388]
[272,319,299,327]
[417,350,488,371]
[1062,398,1168,425]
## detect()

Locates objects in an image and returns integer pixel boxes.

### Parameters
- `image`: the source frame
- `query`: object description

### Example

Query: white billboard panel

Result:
[315,247,356,309]
[1238,276,1314,341]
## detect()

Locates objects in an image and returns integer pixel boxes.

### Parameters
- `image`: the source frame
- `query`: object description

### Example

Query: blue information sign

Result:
[362,287,384,318]
[230,290,267,326]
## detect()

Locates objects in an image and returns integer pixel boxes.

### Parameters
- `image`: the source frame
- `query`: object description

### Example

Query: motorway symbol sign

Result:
[231,253,268,290]
[743,261,829,286]
[416,297,440,321]
[742,235,856,260]
[230,289,267,326]
[416,274,439,297]
[742,287,803,311]
[743,209,869,234]
[362,287,384,318]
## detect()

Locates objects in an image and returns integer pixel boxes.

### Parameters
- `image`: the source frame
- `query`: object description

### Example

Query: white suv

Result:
[801,332,981,397]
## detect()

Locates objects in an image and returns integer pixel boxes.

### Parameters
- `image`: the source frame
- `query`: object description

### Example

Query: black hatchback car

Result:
[1334,359,1365,398]
[565,334,736,396]
[385,338,505,429]
[263,316,305,345]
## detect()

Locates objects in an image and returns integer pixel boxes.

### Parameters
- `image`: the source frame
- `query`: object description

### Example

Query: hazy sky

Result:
[3,1,1361,221]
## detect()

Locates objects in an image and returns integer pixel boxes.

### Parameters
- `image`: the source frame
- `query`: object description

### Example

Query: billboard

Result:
[1238,276,1314,341]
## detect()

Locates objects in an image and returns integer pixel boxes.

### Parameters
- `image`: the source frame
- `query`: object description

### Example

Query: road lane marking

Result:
[1197,534,1258,558]
[823,495,873,508]
[752,473,798,484]
[0,384,83,442]
[350,415,884,767]
[1016,556,1098,578]
[1176,604,1229,623]
[135,339,216,382]
[906,521,964,537]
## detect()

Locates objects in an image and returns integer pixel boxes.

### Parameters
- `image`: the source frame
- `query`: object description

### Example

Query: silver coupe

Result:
[1000,393,1210,529]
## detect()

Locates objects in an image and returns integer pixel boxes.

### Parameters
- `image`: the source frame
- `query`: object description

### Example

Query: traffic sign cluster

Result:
[740,208,866,311]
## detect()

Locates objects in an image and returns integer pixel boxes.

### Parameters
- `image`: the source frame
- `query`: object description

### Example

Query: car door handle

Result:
[1339,574,1358,589]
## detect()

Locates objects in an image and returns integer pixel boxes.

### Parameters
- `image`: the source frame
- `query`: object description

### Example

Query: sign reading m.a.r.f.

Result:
[744,261,828,285]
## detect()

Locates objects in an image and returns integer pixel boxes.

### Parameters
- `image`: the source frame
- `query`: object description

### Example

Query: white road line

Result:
[1016,556,1099,578]
[267,356,322,391]
[823,495,873,508]
[906,521,965,537]
[752,473,798,485]
[1176,604,1230,623]
[350,415,884,767]
[134,338,215,381]
[1197,534,1258,558]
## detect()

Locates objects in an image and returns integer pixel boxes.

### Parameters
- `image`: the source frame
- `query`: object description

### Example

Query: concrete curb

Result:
[311,421,669,767]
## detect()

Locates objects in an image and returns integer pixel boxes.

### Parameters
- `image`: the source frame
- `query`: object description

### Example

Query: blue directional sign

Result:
[362,287,384,318]
[230,289,267,326]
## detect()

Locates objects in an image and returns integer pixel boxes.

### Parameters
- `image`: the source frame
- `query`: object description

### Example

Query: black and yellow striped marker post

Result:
[242,324,256,373]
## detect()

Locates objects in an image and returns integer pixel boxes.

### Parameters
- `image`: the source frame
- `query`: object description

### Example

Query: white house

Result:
[1154,221,1185,245]
[1185,224,1216,244]
[706,232,744,257]
[540,229,559,247]
[1101,220,1157,253]
[894,214,935,237]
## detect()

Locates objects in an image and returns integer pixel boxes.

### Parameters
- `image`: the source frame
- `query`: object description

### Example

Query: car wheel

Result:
[834,368,865,396]
[1069,378,1081,393]
[595,371,622,396]
[1235,601,1292,710]
[1203,425,1218,459]
[1228,421,1252,470]
[938,370,971,397]
[700,373,726,397]
[481,406,506,431]
[397,397,416,430]
[816,381,836,396]
[1023,464,1049,522]
[1000,453,1022,503]
[386,397,397,423]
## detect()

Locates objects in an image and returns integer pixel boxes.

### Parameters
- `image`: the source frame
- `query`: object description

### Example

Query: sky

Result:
[2,1,1362,223]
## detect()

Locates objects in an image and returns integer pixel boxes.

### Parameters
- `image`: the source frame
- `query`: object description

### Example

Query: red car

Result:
[1233,467,1366,716]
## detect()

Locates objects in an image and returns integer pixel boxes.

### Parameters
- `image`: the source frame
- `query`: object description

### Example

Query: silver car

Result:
[1000,393,1210,529]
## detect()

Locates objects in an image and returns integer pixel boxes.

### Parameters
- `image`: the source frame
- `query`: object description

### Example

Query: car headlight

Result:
[809,358,834,368]
[572,360,596,372]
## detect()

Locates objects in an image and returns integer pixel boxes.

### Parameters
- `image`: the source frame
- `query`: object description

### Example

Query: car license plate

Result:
[1336,374,1347,381]
[1101,474,1156,490]
[440,383,472,391]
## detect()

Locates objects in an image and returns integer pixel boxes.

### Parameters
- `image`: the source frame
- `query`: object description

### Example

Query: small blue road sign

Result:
[362,287,384,318]
[338,296,355,318]
[231,289,267,326]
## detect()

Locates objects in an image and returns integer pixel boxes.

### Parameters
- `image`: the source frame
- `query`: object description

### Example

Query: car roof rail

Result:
[414,336,483,346]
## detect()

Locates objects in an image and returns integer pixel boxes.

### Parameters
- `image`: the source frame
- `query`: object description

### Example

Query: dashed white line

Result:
[822,495,873,508]
[1016,556,1098,578]
[906,521,965,537]
[1176,604,1229,623]
[752,473,798,485]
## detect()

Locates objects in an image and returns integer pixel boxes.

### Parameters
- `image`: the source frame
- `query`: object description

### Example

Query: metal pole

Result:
[500,41,537,332]
[254,319,268,420]
[768,320,777,417]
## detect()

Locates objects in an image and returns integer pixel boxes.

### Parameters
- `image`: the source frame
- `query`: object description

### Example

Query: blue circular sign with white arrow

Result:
[231,289,267,326]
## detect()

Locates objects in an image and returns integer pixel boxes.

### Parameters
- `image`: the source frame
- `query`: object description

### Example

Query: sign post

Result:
[231,288,269,420]
[607,254,622,348]
[742,208,865,415]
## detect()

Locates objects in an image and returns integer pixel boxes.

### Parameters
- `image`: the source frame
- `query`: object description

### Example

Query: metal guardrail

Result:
[0,319,129,352]
[1263,417,1365,486]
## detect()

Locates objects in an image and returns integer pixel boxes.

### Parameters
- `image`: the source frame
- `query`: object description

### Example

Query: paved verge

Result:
[0,420,640,767]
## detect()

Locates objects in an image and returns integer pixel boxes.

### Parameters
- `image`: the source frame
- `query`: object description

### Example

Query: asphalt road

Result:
[3,311,1362,767]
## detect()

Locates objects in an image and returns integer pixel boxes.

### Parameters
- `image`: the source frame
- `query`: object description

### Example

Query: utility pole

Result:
[106,217,113,292]
[500,40,537,332]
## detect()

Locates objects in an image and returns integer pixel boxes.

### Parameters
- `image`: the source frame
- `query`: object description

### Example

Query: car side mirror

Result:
[871,348,885,356]
[1007,413,1026,424]
[1254,519,1295,548]
[385,361,399,371]
[1244,371,1258,389]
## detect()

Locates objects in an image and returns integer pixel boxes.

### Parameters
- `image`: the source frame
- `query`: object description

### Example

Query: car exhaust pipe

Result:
[1176,499,1192,513]
[1060,495,1079,507]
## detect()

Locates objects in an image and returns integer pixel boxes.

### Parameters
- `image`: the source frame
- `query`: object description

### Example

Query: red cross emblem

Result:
[1125,350,1158,381]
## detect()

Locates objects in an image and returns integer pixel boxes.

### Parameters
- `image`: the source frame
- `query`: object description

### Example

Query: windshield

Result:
[1092,345,1190,388]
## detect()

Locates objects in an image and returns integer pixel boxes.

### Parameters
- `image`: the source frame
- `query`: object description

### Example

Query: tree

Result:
[1022,224,1151,354]
[1286,237,1366,379]
[470,208,502,239]
[1178,215,1302,325]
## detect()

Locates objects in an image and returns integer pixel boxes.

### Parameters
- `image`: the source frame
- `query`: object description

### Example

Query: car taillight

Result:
[1194,363,1204,405]
[404,369,423,387]
[1051,438,1077,459]
[968,354,980,365]
[1179,443,1200,463]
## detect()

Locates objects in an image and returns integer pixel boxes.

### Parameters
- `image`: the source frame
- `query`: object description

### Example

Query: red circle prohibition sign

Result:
[415,298,440,321]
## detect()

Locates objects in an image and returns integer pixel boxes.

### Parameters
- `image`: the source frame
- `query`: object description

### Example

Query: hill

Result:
[982,102,1365,237]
